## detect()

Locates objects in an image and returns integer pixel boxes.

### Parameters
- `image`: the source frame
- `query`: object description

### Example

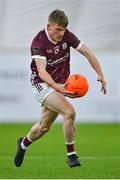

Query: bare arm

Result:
[79,44,107,94]
[35,58,77,98]
[35,58,66,95]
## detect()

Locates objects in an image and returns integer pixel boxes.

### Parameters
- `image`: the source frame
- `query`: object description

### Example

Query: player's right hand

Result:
[64,91,77,98]
[55,84,77,98]
[55,84,78,98]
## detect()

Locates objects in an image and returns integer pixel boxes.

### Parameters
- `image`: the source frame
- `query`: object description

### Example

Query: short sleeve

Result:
[66,29,83,50]
[30,36,46,60]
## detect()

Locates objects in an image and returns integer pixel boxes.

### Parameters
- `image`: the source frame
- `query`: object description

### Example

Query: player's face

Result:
[47,23,66,42]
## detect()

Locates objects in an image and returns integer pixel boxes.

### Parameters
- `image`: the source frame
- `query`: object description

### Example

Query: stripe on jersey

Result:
[76,41,83,51]
[32,55,46,60]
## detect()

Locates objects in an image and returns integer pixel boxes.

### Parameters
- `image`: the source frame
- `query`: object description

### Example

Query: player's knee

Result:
[64,107,76,120]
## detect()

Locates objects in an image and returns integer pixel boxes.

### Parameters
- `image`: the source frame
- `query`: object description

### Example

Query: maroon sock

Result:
[22,137,32,147]
[66,142,76,156]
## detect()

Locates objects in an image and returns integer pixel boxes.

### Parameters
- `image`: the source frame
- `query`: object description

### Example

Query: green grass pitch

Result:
[0,123,120,179]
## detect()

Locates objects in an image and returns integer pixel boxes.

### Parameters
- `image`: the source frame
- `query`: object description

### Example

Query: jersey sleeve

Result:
[30,36,46,60]
[66,29,83,50]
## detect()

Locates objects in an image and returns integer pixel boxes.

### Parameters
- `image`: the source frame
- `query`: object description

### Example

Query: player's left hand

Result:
[97,75,107,94]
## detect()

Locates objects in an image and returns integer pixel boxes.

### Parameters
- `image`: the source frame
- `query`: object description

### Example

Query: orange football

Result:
[65,74,89,97]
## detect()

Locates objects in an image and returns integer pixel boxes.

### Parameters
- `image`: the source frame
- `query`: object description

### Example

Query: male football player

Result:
[14,9,106,168]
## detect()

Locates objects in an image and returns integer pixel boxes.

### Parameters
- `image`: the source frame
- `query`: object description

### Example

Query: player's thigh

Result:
[44,91,75,116]
[40,106,58,127]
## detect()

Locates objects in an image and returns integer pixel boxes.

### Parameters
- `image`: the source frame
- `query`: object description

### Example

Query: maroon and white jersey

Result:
[30,28,82,85]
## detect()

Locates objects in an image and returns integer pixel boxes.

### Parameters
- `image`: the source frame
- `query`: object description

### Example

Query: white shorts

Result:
[32,83,54,104]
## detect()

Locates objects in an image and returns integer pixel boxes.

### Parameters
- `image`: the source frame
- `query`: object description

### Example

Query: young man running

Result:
[14,9,106,168]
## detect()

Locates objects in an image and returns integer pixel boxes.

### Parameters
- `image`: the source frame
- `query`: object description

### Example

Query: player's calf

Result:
[29,123,50,140]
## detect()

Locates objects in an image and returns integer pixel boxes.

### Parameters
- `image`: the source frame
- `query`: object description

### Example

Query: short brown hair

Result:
[48,9,69,27]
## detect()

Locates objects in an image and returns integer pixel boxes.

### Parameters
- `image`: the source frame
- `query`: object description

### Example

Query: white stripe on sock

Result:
[67,151,76,156]
[21,141,27,150]
[65,141,75,145]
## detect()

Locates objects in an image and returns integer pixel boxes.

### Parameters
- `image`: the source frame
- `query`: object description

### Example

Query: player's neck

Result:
[45,27,57,45]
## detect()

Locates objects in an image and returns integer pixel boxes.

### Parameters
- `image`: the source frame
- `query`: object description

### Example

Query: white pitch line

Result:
[0,156,120,160]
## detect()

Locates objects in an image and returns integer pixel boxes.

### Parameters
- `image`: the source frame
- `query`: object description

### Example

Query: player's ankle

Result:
[21,136,33,150]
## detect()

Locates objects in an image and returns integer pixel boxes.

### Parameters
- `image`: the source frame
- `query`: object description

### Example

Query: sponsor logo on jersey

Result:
[47,52,69,66]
